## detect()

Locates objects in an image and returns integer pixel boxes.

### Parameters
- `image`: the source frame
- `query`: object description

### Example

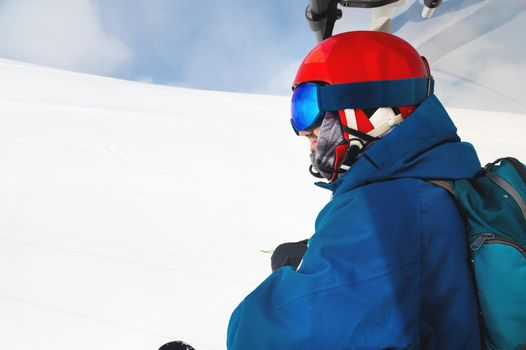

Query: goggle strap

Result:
[318,78,433,112]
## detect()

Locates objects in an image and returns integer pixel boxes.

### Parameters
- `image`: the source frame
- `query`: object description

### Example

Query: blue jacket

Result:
[227,96,481,349]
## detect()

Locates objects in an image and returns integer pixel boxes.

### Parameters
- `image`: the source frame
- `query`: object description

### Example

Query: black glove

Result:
[271,239,308,272]
[159,341,196,350]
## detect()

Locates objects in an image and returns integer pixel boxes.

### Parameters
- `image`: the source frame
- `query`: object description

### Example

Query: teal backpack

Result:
[432,157,526,350]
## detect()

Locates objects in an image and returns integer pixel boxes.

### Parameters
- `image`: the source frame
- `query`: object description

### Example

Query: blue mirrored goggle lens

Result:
[291,83,322,133]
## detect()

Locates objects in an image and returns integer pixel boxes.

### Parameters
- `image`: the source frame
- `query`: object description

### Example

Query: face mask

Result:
[309,112,346,180]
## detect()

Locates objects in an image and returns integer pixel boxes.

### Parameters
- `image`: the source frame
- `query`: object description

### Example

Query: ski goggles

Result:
[290,77,434,134]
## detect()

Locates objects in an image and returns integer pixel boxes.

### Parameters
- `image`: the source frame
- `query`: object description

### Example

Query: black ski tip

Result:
[159,340,196,350]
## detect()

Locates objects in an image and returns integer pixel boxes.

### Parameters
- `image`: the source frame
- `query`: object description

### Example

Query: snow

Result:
[1,56,526,349]
[0,58,326,350]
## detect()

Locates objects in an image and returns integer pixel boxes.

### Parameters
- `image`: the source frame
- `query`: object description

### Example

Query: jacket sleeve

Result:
[227,183,423,350]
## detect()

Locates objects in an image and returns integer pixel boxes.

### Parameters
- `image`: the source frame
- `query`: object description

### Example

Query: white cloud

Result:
[0,0,130,75]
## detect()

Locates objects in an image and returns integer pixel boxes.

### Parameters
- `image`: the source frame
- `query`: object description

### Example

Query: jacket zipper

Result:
[471,233,526,259]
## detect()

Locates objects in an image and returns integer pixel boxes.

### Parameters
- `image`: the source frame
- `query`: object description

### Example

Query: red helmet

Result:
[294,30,430,88]
[292,31,432,181]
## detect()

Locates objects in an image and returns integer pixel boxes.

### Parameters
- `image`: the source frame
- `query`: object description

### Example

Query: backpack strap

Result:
[428,179,455,197]
[426,179,466,222]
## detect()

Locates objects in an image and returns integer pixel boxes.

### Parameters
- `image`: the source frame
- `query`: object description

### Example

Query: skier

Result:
[227,31,481,349]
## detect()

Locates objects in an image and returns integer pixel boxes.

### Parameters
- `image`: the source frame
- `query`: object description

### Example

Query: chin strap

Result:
[338,138,366,174]
[309,113,403,181]
[309,165,325,179]
[309,137,367,181]
[342,126,379,143]
[339,112,404,167]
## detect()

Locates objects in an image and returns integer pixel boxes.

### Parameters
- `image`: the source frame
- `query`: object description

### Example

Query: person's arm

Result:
[227,187,421,349]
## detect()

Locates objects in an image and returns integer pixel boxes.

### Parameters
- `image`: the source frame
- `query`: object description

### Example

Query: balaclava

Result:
[309,112,346,180]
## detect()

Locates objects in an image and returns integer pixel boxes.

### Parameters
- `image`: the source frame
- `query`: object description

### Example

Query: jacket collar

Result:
[316,95,481,194]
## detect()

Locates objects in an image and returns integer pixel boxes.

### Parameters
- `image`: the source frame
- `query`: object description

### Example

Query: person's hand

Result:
[271,239,308,271]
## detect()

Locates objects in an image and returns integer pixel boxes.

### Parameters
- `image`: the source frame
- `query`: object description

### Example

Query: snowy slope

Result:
[0,58,525,350]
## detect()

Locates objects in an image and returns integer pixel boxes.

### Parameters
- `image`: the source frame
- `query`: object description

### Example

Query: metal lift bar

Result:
[305,0,403,41]
[339,0,399,8]
[305,0,341,41]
